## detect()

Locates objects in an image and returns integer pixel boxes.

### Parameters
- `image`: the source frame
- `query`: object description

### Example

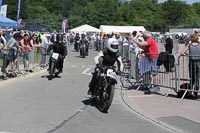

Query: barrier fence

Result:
[0,46,49,79]
[177,55,200,100]
[119,39,199,100]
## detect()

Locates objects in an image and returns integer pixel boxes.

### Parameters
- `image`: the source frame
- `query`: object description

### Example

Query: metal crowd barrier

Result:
[122,51,177,92]
[0,46,49,80]
[177,55,200,100]
[119,39,199,100]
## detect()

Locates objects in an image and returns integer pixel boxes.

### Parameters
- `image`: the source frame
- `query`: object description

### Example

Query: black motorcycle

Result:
[74,40,80,52]
[91,65,118,113]
[49,52,61,80]
[80,43,87,58]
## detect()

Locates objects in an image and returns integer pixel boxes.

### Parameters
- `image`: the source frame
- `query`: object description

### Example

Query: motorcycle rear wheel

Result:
[82,48,86,58]
[49,62,55,80]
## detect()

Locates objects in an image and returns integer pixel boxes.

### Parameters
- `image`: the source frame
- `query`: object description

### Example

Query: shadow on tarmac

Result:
[41,75,61,80]
[82,98,95,106]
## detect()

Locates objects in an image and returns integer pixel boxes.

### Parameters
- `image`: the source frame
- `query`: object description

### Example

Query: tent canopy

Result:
[0,15,17,28]
[100,25,146,34]
[70,24,100,32]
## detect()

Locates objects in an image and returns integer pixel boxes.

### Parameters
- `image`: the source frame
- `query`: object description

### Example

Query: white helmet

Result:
[107,38,119,53]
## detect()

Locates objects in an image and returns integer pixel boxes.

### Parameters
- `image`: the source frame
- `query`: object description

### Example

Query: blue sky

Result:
[158,0,200,4]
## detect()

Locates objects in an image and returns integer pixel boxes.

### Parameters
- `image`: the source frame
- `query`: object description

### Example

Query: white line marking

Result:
[86,73,92,76]
[82,65,86,68]
[89,65,95,68]
[81,68,91,75]
[128,95,153,98]
[72,65,77,67]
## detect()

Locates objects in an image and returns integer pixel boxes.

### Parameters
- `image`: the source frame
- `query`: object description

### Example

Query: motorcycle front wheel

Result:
[97,84,115,113]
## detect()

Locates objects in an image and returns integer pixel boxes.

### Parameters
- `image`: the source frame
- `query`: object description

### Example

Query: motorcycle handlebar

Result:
[96,64,117,72]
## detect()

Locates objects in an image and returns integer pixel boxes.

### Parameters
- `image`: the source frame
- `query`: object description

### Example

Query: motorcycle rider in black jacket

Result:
[80,33,89,56]
[47,34,67,73]
[74,33,80,51]
[87,38,123,95]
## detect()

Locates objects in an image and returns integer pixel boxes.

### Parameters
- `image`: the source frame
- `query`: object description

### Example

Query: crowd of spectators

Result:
[0,29,66,80]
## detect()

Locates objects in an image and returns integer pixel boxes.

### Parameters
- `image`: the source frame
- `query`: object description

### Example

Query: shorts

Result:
[150,58,158,76]
[23,52,29,60]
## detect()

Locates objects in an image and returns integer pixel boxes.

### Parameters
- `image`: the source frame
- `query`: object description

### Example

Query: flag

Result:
[62,19,68,28]
[17,0,21,21]
[62,19,68,33]
[0,5,7,17]
[0,0,2,11]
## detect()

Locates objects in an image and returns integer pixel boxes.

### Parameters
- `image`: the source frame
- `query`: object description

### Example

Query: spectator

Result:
[1,32,23,79]
[63,32,68,45]
[102,34,108,49]
[181,33,200,99]
[132,31,137,37]
[40,32,49,67]
[0,30,6,46]
[0,30,7,79]
[163,32,175,72]
[163,32,173,54]
[69,33,74,47]
[130,31,160,94]
[50,31,57,44]
[29,33,41,65]
[20,33,32,72]
[198,30,200,42]
[122,33,131,59]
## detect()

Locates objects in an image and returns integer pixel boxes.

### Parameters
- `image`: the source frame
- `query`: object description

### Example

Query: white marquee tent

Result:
[99,25,146,33]
[70,24,100,32]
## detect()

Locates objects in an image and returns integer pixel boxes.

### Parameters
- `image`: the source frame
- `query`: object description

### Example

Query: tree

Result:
[3,0,200,32]
[161,0,189,27]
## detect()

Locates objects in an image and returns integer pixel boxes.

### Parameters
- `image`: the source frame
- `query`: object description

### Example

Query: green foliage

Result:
[3,0,200,32]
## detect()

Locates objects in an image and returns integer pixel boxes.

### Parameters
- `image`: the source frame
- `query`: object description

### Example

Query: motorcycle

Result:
[49,52,61,80]
[80,43,87,58]
[74,40,80,52]
[91,65,118,113]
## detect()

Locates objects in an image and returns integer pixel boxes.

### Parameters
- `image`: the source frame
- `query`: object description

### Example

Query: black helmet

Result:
[81,33,85,38]
[56,34,63,43]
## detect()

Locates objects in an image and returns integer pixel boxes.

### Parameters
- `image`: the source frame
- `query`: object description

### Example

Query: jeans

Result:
[40,47,47,65]
[88,68,100,94]
[189,59,200,90]
[1,54,10,73]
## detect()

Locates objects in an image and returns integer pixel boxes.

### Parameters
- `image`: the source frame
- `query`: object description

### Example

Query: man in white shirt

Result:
[40,33,49,67]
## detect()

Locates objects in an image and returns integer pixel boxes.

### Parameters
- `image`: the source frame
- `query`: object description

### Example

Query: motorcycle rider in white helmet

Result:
[87,38,123,95]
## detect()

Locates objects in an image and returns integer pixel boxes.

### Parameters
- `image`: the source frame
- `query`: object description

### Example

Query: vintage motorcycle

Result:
[80,42,88,58]
[91,65,118,113]
[49,52,62,80]
[74,40,80,52]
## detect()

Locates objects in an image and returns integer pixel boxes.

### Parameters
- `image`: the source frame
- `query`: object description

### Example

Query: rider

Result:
[74,33,81,51]
[47,33,67,73]
[87,38,123,95]
[80,33,89,56]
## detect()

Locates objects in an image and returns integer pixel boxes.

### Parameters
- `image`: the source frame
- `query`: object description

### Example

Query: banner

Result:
[17,0,21,21]
[62,19,68,33]
[1,5,7,17]
[0,0,2,11]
